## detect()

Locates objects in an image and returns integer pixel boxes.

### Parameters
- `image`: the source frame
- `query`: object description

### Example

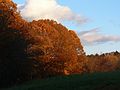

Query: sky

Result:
[13,0,120,55]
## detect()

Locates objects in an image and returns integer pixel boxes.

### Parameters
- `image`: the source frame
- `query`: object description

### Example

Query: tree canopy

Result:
[0,0,87,88]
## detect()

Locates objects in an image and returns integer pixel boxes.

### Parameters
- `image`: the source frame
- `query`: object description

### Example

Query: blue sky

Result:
[13,0,120,54]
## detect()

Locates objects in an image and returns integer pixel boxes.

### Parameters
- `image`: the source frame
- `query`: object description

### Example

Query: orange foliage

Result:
[0,0,87,88]
[87,51,120,73]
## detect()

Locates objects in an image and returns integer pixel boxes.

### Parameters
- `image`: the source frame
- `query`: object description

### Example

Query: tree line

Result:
[87,51,120,73]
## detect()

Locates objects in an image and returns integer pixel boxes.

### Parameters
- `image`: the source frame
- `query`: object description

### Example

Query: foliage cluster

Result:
[0,0,87,88]
[87,51,120,72]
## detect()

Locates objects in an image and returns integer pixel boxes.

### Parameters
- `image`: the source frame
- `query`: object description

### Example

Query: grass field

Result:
[2,71,120,90]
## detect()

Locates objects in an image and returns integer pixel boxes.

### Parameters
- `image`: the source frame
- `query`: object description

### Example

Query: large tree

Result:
[0,0,87,88]
[28,20,87,77]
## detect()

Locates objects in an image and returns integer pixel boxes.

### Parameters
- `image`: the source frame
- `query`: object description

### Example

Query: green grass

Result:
[2,71,120,90]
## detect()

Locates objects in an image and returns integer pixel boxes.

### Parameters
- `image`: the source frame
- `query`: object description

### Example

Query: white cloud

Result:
[79,28,120,45]
[18,0,87,24]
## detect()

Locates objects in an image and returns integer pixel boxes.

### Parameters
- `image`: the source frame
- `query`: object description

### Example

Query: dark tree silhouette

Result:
[0,0,33,87]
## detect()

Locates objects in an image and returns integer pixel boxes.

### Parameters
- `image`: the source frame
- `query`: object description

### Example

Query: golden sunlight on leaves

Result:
[0,0,87,88]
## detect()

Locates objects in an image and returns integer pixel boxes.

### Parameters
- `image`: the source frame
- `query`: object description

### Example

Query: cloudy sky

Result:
[13,0,120,54]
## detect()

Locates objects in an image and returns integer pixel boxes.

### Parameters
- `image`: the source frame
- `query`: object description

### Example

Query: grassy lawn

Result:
[2,71,120,90]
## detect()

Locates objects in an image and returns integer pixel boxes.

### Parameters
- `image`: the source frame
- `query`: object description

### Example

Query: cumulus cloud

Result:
[79,28,120,45]
[18,0,87,24]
